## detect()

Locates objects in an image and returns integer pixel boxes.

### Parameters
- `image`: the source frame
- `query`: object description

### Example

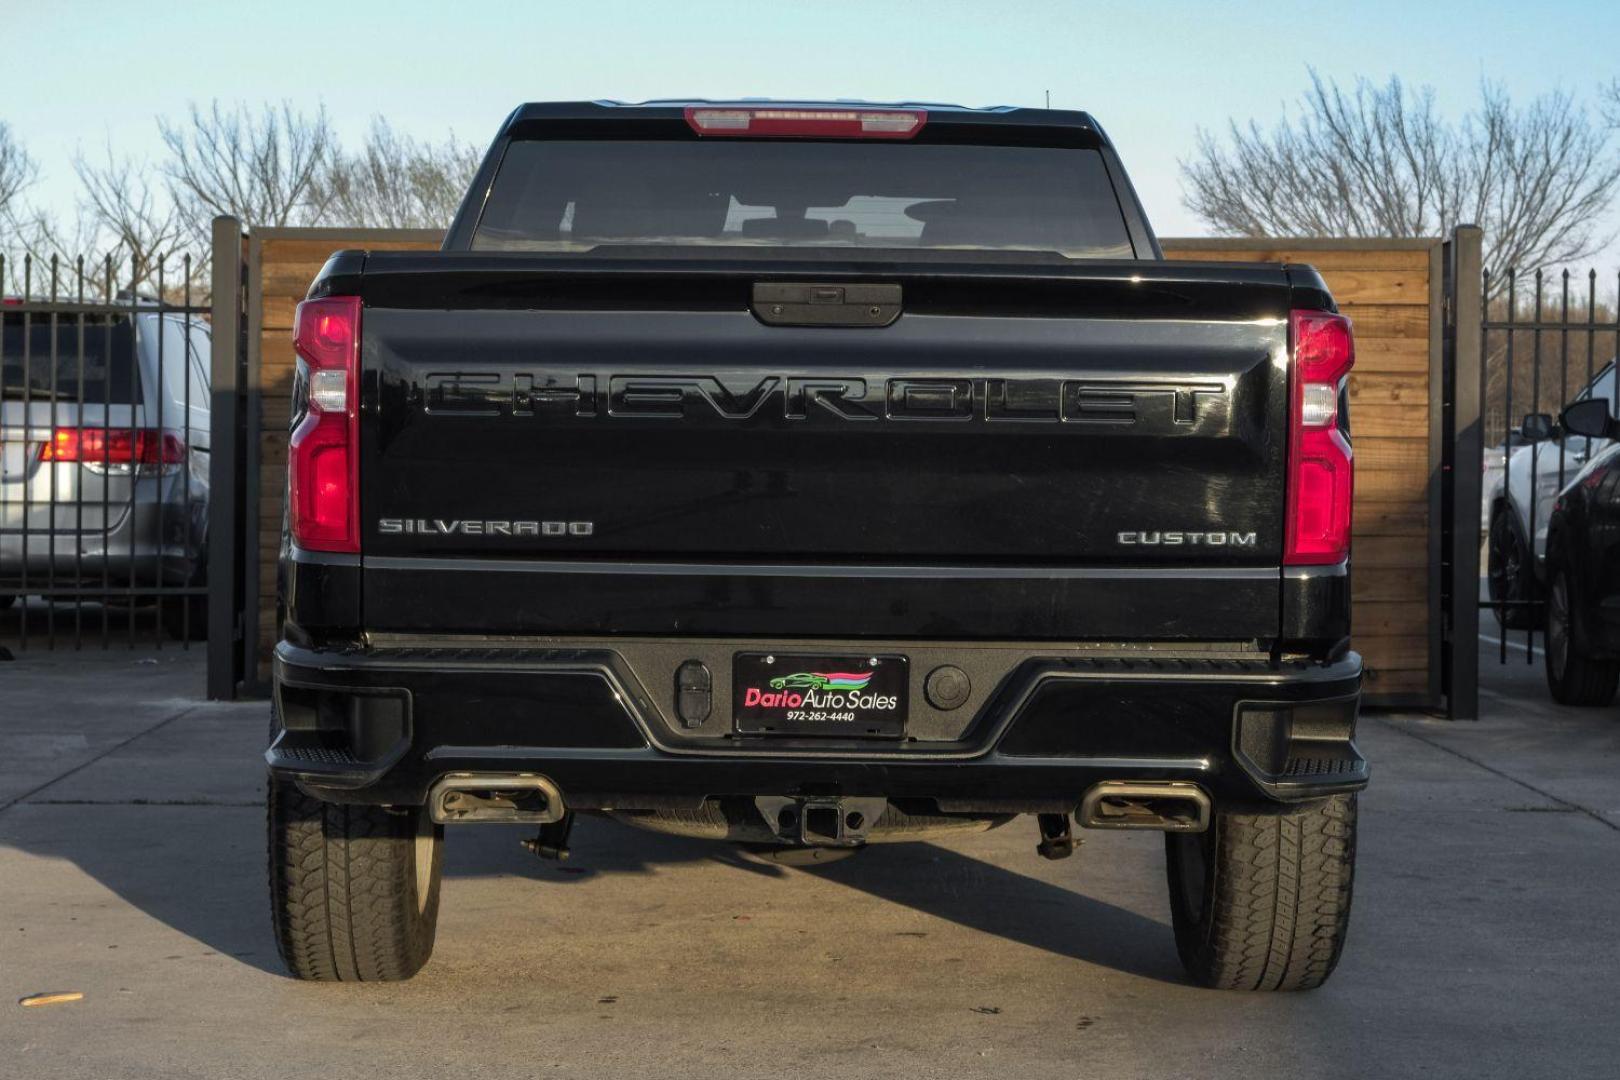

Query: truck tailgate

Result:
[353,260,1294,641]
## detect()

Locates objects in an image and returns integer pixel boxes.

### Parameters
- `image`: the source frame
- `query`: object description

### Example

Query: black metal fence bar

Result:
[126,274,138,650]
[72,259,84,647]
[47,257,58,648]
[100,255,113,648]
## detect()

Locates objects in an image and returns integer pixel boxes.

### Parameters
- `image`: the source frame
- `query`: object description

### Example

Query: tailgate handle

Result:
[752,283,901,327]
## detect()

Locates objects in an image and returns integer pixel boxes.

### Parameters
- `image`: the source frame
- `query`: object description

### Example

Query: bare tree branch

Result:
[0,120,38,216]
[1601,78,1620,127]
[158,100,338,241]
[73,142,186,293]
[314,117,478,229]
[0,206,103,295]
[1180,72,1620,286]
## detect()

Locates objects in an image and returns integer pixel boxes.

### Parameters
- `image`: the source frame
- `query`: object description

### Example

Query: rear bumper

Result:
[0,550,196,592]
[0,483,205,591]
[268,640,1367,812]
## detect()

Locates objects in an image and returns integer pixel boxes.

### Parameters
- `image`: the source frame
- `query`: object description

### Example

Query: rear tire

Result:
[1488,508,1539,629]
[1165,795,1356,991]
[267,777,443,981]
[1545,565,1619,706]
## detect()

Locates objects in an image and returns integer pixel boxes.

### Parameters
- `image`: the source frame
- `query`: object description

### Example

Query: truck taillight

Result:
[684,106,926,139]
[289,296,361,553]
[1285,310,1355,566]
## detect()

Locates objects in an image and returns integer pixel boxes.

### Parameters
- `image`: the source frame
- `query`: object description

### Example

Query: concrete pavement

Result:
[1,641,1617,1079]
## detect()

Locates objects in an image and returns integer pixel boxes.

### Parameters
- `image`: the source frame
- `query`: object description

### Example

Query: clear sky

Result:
[8,0,1620,248]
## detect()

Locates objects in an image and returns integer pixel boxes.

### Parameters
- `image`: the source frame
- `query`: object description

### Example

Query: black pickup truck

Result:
[267,100,1366,989]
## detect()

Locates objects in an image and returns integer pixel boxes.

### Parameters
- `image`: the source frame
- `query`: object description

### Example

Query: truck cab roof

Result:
[499,99,1109,144]
[519,98,1097,122]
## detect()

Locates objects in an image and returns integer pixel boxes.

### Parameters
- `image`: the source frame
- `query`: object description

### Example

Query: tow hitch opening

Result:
[754,796,887,847]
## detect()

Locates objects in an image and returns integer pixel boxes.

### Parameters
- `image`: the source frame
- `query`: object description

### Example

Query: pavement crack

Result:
[0,705,200,815]
[1370,714,1619,833]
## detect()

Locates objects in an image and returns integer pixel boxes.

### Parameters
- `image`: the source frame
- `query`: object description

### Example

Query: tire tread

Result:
[1169,794,1356,991]
[1545,568,1620,706]
[267,776,440,982]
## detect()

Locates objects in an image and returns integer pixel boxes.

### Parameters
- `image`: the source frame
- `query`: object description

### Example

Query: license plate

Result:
[733,653,908,738]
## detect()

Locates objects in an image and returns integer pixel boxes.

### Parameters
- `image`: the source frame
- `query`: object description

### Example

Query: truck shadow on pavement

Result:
[807,844,1183,982]
[446,815,1185,984]
[3,781,1178,984]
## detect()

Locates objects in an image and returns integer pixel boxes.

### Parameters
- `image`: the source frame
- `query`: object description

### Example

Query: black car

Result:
[1543,398,1620,705]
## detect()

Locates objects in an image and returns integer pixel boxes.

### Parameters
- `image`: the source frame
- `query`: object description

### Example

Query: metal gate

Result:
[1,245,213,656]
[1471,240,1620,678]
[1,217,248,698]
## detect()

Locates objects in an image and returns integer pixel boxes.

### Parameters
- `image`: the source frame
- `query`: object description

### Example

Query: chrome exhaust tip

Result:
[1078,781,1211,833]
[428,772,566,825]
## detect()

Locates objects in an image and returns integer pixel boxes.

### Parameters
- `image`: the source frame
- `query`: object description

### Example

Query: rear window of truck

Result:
[471,139,1135,259]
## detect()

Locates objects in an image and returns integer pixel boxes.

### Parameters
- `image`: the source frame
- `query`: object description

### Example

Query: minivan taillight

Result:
[289,296,361,553]
[1285,310,1355,566]
[42,427,186,472]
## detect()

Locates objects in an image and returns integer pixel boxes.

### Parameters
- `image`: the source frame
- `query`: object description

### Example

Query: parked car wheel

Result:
[267,706,443,982]
[1165,795,1356,991]
[1544,565,1619,706]
[1488,507,1539,629]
